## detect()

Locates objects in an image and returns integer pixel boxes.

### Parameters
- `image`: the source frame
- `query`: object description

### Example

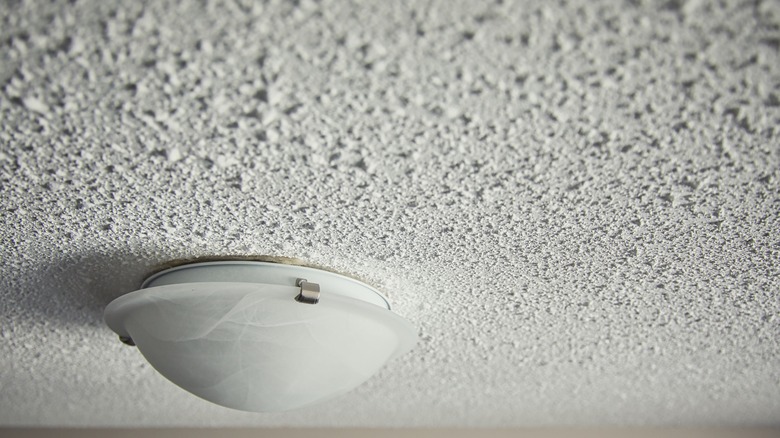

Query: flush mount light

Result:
[104,261,416,412]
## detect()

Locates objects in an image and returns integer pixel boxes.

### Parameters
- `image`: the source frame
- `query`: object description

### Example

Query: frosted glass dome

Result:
[104,261,417,412]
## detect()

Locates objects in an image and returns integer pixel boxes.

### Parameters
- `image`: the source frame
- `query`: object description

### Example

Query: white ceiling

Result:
[1,0,779,428]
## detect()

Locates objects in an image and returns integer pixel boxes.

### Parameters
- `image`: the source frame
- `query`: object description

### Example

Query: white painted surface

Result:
[1,0,779,427]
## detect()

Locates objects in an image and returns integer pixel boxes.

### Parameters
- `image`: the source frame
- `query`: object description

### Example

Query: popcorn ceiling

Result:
[1,0,779,427]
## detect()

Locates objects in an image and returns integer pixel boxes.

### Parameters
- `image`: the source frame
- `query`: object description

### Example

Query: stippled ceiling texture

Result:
[1,0,779,428]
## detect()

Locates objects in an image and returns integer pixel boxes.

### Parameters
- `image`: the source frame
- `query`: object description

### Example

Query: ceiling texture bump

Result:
[1,0,779,427]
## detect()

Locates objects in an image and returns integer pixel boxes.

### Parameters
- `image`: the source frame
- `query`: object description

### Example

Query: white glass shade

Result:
[104,262,416,412]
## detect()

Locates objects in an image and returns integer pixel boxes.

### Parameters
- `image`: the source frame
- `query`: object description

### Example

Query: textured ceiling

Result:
[1,0,779,428]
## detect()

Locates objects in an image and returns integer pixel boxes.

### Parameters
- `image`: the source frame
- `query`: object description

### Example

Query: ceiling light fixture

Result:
[104,261,417,412]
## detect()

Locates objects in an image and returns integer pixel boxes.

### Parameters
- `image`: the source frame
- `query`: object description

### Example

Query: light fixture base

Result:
[140,260,391,309]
